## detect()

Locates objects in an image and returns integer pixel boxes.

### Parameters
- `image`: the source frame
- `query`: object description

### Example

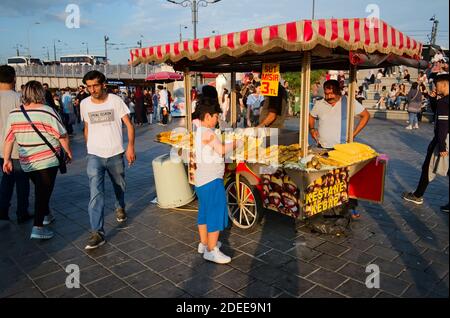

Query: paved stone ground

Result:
[0,117,448,298]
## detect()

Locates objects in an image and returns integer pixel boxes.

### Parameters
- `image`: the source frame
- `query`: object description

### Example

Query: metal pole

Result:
[192,1,198,87]
[300,51,311,158]
[312,0,315,19]
[346,65,357,143]
[53,40,56,61]
[184,68,192,131]
[231,72,237,128]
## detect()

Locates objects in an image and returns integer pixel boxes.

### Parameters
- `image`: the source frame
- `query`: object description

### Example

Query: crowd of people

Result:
[1,60,448,265]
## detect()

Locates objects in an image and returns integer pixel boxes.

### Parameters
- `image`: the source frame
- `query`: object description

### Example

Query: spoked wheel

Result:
[226,177,263,230]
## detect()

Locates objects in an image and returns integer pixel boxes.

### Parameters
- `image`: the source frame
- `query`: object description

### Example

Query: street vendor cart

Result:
[131,18,427,232]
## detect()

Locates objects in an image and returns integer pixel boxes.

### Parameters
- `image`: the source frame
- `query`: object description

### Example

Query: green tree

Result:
[283,70,327,95]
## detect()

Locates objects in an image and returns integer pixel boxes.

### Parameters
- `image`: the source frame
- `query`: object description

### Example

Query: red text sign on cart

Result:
[303,168,350,217]
[260,63,280,96]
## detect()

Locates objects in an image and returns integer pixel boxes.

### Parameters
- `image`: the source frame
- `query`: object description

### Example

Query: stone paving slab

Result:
[0,118,448,298]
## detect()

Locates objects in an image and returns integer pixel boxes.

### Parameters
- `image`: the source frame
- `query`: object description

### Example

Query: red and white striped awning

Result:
[130,18,423,67]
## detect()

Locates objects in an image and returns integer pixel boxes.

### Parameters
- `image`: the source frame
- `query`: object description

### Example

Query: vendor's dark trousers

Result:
[27,167,58,227]
[0,158,30,219]
[414,139,449,198]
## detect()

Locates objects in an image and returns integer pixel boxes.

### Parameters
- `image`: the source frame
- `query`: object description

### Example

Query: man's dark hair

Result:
[82,70,106,84]
[411,82,419,90]
[435,73,449,83]
[0,65,16,84]
[323,79,341,94]
[157,85,164,90]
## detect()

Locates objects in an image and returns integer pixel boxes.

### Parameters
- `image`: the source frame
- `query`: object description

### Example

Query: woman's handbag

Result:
[20,106,67,174]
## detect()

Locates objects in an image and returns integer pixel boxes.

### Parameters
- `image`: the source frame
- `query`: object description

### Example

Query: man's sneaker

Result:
[43,214,55,225]
[402,192,424,205]
[405,125,413,130]
[115,208,127,223]
[30,226,54,240]
[441,204,449,213]
[203,246,231,264]
[413,123,419,129]
[85,232,106,250]
[17,213,33,224]
[198,241,222,254]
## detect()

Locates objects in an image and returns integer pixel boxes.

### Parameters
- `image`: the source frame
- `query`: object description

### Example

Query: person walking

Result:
[0,65,32,224]
[3,81,72,239]
[405,82,423,130]
[402,74,449,213]
[80,71,136,250]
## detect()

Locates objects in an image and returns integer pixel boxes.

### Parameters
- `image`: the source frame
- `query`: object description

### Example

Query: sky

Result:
[0,0,448,64]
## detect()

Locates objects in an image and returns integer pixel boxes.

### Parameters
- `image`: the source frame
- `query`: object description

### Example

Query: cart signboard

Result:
[303,168,350,217]
[260,63,280,96]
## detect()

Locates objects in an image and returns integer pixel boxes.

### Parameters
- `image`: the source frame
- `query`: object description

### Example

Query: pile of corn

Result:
[326,142,378,166]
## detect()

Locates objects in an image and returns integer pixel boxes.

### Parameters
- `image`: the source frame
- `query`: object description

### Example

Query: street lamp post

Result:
[82,42,89,54]
[179,24,188,42]
[42,46,50,61]
[312,0,315,19]
[53,39,62,61]
[104,35,110,61]
[27,22,41,57]
[137,35,144,48]
[166,0,222,86]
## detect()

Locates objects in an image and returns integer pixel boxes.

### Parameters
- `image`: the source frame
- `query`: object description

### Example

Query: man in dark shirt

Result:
[43,83,57,110]
[257,83,288,128]
[402,73,449,213]
[75,85,89,123]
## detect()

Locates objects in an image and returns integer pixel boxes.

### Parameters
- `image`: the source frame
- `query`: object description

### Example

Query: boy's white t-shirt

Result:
[80,94,130,158]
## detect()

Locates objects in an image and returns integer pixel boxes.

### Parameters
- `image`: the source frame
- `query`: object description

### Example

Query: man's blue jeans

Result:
[0,158,30,218]
[86,153,126,234]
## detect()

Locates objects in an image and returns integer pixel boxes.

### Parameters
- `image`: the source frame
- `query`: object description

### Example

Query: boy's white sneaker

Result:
[413,123,419,129]
[203,246,231,264]
[405,125,413,130]
[198,241,221,254]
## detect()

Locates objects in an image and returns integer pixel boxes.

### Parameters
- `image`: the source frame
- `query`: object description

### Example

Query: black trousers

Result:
[27,167,58,227]
[414,138,449,198]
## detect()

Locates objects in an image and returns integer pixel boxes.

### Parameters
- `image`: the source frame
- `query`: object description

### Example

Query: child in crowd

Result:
[194,97,240,264]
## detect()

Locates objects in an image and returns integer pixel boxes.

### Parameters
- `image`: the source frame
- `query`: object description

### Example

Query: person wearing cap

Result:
[402,73,449,213]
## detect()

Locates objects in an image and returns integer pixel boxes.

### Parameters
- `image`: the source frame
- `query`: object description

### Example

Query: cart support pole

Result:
[300,51,311,158]
[184,68,192,132]
[231,72,237,128]
[346,65,357,143]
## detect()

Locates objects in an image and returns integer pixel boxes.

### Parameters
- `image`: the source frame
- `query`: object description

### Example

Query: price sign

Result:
[260,63,280,96]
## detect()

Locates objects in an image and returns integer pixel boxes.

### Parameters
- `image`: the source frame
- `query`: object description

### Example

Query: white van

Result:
[7,56,43,66]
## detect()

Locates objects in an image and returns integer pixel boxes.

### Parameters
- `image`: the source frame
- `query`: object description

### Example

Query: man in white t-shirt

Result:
[80,70,135,250]
[309,79,370,218]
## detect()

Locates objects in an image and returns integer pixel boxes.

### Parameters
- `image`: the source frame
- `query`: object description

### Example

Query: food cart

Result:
[131,18,427,232]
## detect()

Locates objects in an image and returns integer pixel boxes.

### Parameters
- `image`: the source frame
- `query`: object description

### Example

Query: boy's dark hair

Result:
[0,65,16,84]
[201,85,218,100]
[82,70,106,84]
[195,96,222,121]
[435,73,449,83]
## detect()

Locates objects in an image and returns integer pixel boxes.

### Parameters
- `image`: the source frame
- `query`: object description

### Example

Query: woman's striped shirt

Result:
[4,105,67,172]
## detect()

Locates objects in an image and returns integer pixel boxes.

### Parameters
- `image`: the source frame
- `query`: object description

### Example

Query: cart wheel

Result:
[226,177,263,230]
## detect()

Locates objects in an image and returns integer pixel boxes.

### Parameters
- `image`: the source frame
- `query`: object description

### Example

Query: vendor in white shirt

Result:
[308,79,370,219]
[309,80,370,149]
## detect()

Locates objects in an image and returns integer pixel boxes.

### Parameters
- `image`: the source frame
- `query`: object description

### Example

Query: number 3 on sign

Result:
[261,82,270,95]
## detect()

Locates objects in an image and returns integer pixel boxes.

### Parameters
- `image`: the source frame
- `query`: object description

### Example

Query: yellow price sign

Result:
[260,63,280,96]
